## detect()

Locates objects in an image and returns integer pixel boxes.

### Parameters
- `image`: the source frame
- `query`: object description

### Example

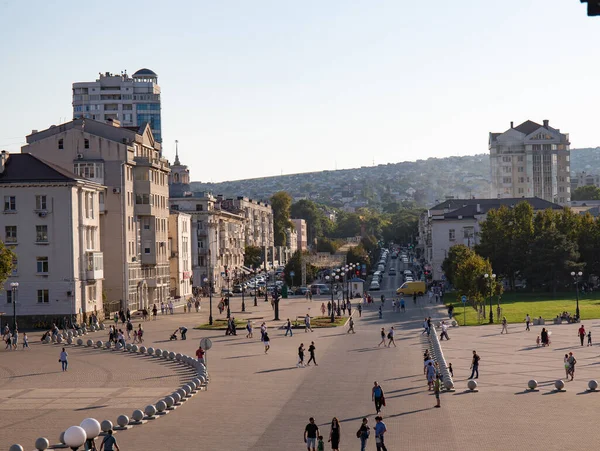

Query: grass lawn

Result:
[446,291,600,326]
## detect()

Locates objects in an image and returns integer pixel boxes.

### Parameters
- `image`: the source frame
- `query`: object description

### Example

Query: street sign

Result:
[461,295,467,304]
[290,271,295,277]
[200,337,212,350]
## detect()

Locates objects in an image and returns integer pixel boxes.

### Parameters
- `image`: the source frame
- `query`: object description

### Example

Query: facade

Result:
[0,152,104,327]
[286,226,298,255]
[229,197,274,250]
[168,211,192,300]
[571,171,600,192]
[291,218,308,251]
[420,197,563,280]
[73,69,162,142]
[489,120,571,205]
[23,118,171,313]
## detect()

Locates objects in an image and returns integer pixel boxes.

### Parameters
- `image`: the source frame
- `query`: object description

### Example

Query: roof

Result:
[133,68,157,77]
[440,197,563,219]
[0,153,86,184]
[514,120,543,135]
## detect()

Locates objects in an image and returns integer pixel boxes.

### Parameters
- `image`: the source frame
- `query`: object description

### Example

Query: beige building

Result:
[291,218,308,251]
[168,211,192,300]
[0,151,104,327]
[489,120,571,205]
[228,197,274,250]
[22,118,171,313]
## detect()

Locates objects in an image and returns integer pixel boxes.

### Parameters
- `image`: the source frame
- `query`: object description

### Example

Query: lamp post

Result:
[240,271,246,312]
[203,277,213,326]
[10,282,18,330]
[326,273,335,323]
[484,273,496,324]
[571,271,583,320]
[253,268,258,306]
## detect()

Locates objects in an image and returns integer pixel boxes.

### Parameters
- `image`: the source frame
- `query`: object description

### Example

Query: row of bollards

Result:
[11,330,209,450]
[428,324,455,391]
[463,379,600,393]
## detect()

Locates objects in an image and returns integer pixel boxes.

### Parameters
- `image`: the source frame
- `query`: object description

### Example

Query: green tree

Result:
[572,185,600,201]
[441,245,472,287]
[331,212,362,238]
[284,251,317,286]
[382,209,422,244]
[244,245,263,269]
[270,191,293,247]
[346,244,370,269]
[316,237,340,254]
[0,241,14,287]
[290,199,333,245]
[453,251,496,314]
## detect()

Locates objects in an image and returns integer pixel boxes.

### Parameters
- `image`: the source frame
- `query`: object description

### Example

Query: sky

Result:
[1,0,599,182]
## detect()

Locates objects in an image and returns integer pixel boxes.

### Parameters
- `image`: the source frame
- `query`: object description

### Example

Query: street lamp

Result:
[239,270,246,312]
[571,271,583,320]
[484,273,496,324]
[203,277,213,325]
[10,282,18,330]
[253,268,258,306]
[326,273,335,323]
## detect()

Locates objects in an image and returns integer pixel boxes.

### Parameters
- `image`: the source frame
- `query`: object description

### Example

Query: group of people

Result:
[304,415,388,451]
[377,327,397,347]
[320,299,354,317]
[3,326,28,350]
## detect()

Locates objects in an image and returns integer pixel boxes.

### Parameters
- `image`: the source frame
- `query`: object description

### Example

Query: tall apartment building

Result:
[168,211,192,300]
[571,171,600,192]
[291,219,308,251]
[228,197,274,251]
[73,69,162,142]
[489,120,571,205]
[22,118,171,312]
[0,152,104,327]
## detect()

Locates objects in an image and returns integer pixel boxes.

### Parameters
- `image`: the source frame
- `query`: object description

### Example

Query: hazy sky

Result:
[1,1,598,182]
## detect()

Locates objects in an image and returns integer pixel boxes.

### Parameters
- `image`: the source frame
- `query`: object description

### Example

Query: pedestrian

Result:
[85,433,98,450]
[440,321,450,340]
[304,417,319,451]
[433,374,442,408]
[578,324,586,346]
[246,319,253,338]
[196,346,205,363]
[426,361,436,390]
[317,435,324,451]
[321,303,326,316]
[113,312,118,326]
[448,362,454,378]
[298,343,305,367]
[260,322,267,341]
[427,317,432,336]
[126,320,133,339]
[413,292,417,304]
[4,332,11,350]
[564,353,570,379]
[347,300,352,316]
[348,317,356,334]
[137,324,144,343]
[195,299,200,312]
[152,304,157,319]
[358,303,362,317]
[285,318,293,337]
[356,417,370,451]
[469,350,480,379]
[525,314,531,331]
[59,347,68,372]
[341,301,347,316]
[132,329,138,343]
[378,305,382,319]
[263,331,270,354]
[327,301,332,316]
[126,308,131,322]
[588,330,592,346]
[421,318,429,335]
[567,352,576,381]
[179,326,187,340]
[12,329,18,350]
[501,316,508,334]
[99,429,120,451]
[374,416,388,451]
[387,327,396,347]
[22,332,29,349]
[305,314,313,333]
[328,417,341,451]
[307,341,318,366]
[400,298,405,312]
[378,327,386,347]
[372,381,385,414]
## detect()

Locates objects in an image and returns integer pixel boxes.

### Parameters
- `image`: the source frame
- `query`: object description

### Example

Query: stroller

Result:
[169,329,178,341]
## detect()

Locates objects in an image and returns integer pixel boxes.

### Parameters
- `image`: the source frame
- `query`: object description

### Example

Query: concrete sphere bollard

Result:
[116,342,123,350]
[9,445,24,451]
[59,431,66,444]
[154,348,162,357]
[90,324,95,332]
[144,405,156,418]
[44,335,51,344]
[131,409,144,422]
[182,385,191,396]
[67,331,73,338]
[116,415,129,427]
[77,338,83,346]
[125,343,132,351]
[162,349,169,358]
[198,375,206,384]
[96,340,103,348]
[100,420,113,433]
[175,353,182,361]
[555,380,565,391]
[77,329,82,336]
[589,380,598,391]
[169,351,177,360]
[164,396,174,408]
[80,418,101,440]
[131,345,138,353]
[100,323,105,330]
[147,347,154,356]
[467,379,478,391]
[139,346,147,354]
[35,437,49,450]
[105,341,111,349]
[443,379,454,390]
[156,400,167,412]
[63,426,87,448]
[67,337,73,345]
[177,388,186,399]
[86,339,93,347]
[171,392,181,403]
[528,380,538,390]
[51,334,57,343]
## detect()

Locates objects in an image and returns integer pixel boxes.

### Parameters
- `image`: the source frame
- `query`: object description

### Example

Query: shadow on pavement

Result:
[256,366,297,374]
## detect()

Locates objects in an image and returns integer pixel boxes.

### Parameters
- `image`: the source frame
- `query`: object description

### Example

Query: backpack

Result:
[356,430,362,439]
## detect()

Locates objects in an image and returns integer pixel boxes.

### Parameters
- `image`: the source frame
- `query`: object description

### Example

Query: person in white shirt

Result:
[59,348,68,372]
[387,327,397,348]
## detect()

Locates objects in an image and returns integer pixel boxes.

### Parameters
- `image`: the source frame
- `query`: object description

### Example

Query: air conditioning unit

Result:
[112,187,121,194]
[38,211,47,218]
[77,153,84,160]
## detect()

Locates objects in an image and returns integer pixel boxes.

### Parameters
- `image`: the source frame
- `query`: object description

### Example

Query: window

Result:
[4,196,16,212]
[144,246,151,254]
[517,167,524,173]
[37,289,49,303]
[503,177,512,184]
[518,177,525,183]
[36,257,49,274]
[502,166,511,173]
[5,226,16,243]
[35,195,47,210]
[463,227,474,239]
[58,139,64,150]
[6,290,12,304]
[196,204,203,211]
[73,163,103,179]
[36,225,48,243]
[518,188,524,194]
[136,194,150,204]
[143,218,150,230]
[517,156,524,162]
[449,229,455,241]
[84,139,90,149]
[10,257,17,276]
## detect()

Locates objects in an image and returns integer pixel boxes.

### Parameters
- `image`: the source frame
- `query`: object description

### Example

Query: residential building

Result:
[73,69,162,142]
[420,197,563,280]
[228,197,274,250]
[0,151,104,327]
[291,218,308,251]
[286,226,298,255]
[23,118,171,313]
[168,211,192,301]
[489,120,571,205]
[571,171,600,192]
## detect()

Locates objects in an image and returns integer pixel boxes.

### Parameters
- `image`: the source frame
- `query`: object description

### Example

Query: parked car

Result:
[310,283,328,294]
[232,284,243,293]
[294,286,309,295]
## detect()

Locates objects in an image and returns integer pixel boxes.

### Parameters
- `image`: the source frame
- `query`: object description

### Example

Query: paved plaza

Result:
[4,266,600,449]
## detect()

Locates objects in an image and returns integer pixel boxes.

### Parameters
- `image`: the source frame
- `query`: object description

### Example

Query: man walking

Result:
[440,321,450,340]
[525,314,531,331]
[501,316,508,334]
[433,374,442,408]
[374,416,388,451]
[304,314,313,333]
[285,318,293,337]
[372,381,385,414]
[348,317,356,334]
[567,352,577,381]
[469,350,480,379]
[304,417,319,451]
[578,324,586,346]
[387,327,397,347]
[298,343,305,367]
[307,341,318,366]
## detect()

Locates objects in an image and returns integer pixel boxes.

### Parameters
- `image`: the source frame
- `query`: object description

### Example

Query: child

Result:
[317,435,325,451]
[588,330,592,347]
[448,362,454,378]
[536,336,541,347]
[22,333,29,349]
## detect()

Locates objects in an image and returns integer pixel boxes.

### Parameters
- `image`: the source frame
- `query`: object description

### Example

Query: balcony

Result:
[86,252,104,280]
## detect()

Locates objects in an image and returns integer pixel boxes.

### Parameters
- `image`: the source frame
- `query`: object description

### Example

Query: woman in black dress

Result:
[329,417,341,450]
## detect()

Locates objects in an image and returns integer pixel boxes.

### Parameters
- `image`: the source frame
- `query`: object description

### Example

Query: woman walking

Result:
[328,417,341,451]
[357,417,370,451]
[263,331,270,354]
[59,347,68,372]
[501,316,508,334]
[378,328,386,347]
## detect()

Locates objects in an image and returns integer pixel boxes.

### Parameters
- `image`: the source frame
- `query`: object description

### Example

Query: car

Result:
[221,289,234,297]
[294,287,309,295]
[310,283,328,294]
[405,277,413,282]
[232,284,243,293]
[403,270,412,275]
[389,268,396,276]
[369,280,381,291]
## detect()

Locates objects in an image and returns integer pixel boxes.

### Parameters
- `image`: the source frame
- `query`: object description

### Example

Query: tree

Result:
[284,251,317,286]
[382,209,421,244]
[346,244,370,270]
[0,241,14,288]
[316,237,340,254]
[290,199,333,245]
[453,251,496,312]
[331,212,362,238]
[244,245,263,269]
[441,245,473,287]
[270,191,293,247]
[572,185,600,201]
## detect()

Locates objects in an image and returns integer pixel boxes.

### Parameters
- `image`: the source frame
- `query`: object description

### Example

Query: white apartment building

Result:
[286,227,298,255]
[229,197,274,250]
[291,218,308,251]
[421,198,563,280]
[73,69,162,142]
[0,151,104,328]
[489,120,571,205]
[23,118,171,313]
[168,211,192,300]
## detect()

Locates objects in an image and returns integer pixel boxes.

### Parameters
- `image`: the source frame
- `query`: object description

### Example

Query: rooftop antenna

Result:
[174,139,180,165]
